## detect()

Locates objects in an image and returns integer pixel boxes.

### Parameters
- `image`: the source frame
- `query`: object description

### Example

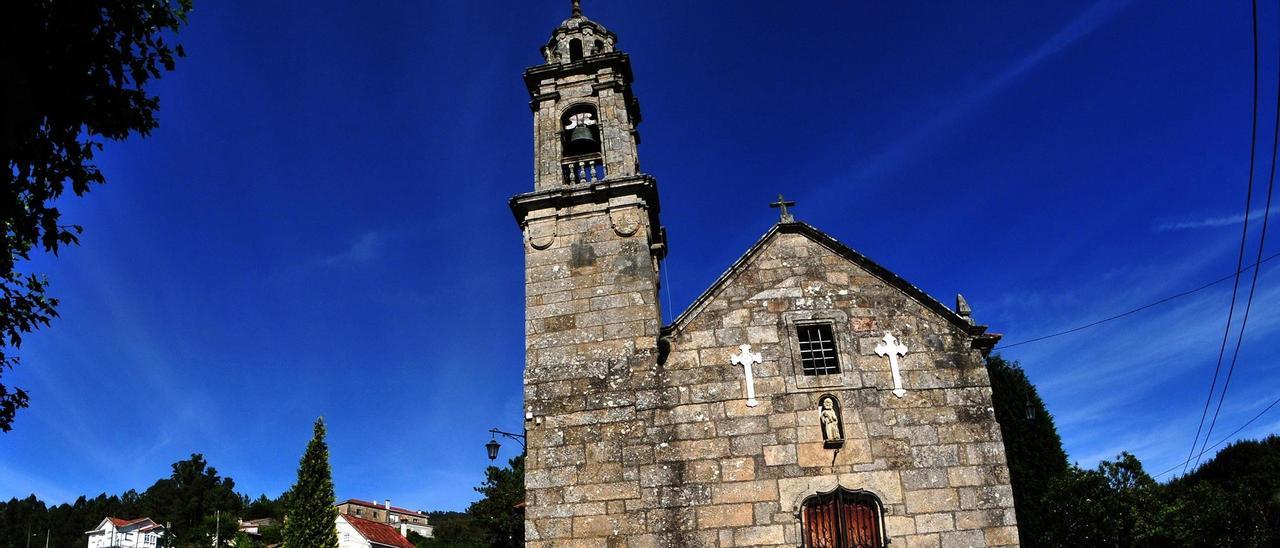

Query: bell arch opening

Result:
[560,104,604,184]
[569,38,584,61]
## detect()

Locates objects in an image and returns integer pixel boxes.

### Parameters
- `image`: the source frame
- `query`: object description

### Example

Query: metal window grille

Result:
[798,323,840,375]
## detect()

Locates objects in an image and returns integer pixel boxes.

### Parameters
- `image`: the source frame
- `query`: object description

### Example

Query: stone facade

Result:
[640,226,1019,547]
[525,10,640,192]
[511,6,1018,548]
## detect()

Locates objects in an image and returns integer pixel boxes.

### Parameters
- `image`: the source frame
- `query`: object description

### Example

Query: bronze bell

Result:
[568,124,597,147]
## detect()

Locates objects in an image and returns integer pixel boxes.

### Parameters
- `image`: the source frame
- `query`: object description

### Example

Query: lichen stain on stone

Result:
[605,254,635,278]
[570,240,598,268]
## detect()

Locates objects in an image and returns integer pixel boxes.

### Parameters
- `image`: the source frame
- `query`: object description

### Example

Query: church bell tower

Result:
[510,2,666,542]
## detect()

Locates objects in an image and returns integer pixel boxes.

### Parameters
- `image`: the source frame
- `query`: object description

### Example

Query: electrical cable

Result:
[996,250,1280,350]
[1154,392,1280,479]
[1194,37,1280,469]
[1181,0,1261,475]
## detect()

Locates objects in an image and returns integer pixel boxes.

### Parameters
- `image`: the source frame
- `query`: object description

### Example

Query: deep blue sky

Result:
[4,1,1279,512]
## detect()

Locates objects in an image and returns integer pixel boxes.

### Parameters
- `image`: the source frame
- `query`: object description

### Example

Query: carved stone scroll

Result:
[526,216,557,250]
[609,207,640,237]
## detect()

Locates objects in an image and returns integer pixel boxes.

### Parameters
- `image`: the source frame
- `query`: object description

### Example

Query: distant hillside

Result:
[1176,434,1280,489]
[1164,435,1280,543]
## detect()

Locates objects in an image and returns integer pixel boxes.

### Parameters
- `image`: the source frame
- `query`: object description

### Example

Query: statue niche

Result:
[819,395,844,449]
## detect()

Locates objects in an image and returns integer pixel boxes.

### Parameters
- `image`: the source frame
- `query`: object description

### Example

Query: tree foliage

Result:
[988,355,1280,545]
[410,456,524,548]
[0,454,260,547]
[1038,452,1170,545]
[409,511,485,548]
[142,454,245,546]
[1161,436,1280,544]
[985,354,1069,545]
[0,0,190,431]
[283,418,339,548]
[245,493,287,521]
[467,455,524,548]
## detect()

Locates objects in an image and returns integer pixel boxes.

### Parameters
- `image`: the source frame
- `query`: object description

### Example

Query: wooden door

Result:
[802,489,883,548]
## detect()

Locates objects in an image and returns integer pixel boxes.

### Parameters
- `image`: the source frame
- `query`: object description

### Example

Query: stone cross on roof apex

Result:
[769,194,796,223]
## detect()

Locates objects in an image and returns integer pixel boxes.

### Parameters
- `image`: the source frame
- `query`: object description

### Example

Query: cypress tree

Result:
[283,418,339,548]
[985,354,1069,547]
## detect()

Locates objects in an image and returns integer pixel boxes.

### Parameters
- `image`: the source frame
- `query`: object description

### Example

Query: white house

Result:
[85,517,165,548]
[336,514,415,548]
[236,517,278,538]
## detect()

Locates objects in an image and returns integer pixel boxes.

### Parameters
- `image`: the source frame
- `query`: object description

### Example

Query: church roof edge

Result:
[662,222,1000,354]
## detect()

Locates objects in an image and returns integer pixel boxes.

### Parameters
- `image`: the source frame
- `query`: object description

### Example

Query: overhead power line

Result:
[996,250,1280,350]
[1184,0,1267,474]
[1194,31,1280,470]
[1154,392,1280,479]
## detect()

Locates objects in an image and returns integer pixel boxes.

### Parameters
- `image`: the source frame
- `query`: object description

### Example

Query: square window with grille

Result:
[797,323,840,375]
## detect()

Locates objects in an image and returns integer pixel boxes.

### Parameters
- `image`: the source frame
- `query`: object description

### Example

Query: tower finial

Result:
[572,0,582,17]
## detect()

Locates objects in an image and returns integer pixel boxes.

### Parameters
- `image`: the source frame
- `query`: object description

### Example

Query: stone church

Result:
[510,4,1020,547]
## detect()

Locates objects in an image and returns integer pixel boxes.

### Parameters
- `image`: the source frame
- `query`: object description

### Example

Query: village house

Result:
[85,517,164,548]
[335,498,433,539]
[337,513,416,548]
[234,517,278,542]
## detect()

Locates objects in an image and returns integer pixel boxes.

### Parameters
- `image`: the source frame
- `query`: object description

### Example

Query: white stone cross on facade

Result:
[730,344,763,407]
[875,332,909,398]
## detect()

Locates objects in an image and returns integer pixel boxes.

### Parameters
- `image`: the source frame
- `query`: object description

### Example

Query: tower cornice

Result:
[509,174,660,225]
[522,52,633,98]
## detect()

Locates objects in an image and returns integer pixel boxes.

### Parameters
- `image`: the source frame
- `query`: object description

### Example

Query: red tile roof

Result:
[108,517,152,528]
[94,517,162,535]
[342,515,415,548]
[339,498,426,517]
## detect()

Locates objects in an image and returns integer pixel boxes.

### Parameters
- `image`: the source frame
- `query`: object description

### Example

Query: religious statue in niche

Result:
[819,395,844,448]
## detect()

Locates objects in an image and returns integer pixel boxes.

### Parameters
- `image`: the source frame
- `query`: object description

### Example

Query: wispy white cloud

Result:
[991,234,1230,336]
[323,231,386,267]
[1078,388,1280,477]
[996,257,1280,476]
[836,0,1133,184]
[1155,206,1279,232]
[9,239,233,499]
[0,460,78,503]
